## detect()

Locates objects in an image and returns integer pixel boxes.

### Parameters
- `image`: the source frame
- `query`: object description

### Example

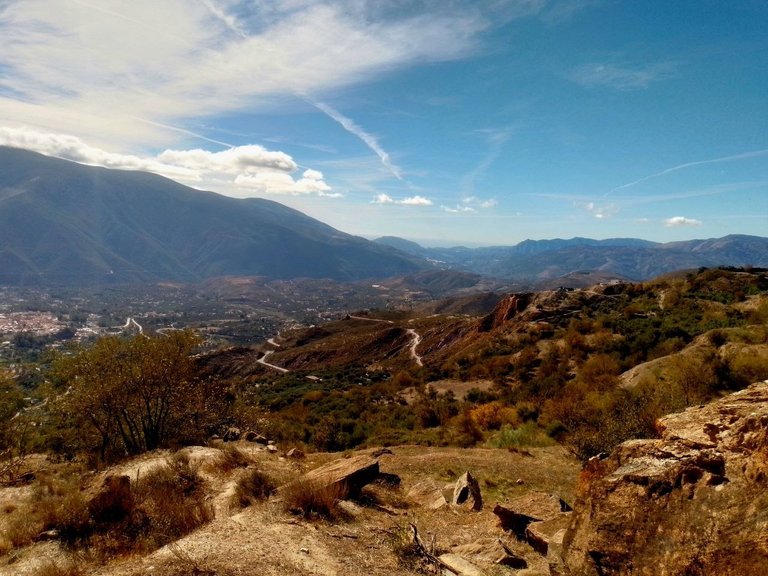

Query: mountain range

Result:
[374,234,768,283]
[1,146,766,288]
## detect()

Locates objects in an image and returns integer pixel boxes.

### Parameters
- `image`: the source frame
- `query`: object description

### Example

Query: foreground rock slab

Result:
[561,381,768,575]
[298,454,379,496]
[407,478,448,509]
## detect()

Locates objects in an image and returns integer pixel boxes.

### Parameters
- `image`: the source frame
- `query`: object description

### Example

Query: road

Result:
[121,317,143,334]
[256,349,289,374]
[349,315,423,367]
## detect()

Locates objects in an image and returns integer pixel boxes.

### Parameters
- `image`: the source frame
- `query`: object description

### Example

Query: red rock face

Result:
[560,381,768,575]
[479,293,533,331]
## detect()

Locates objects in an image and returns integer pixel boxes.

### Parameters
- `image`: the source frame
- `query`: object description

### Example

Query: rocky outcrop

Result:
[479,293,533,331]
[561,381,768,575]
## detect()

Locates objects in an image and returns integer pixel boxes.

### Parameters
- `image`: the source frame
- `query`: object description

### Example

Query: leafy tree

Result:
[51,331,228,460]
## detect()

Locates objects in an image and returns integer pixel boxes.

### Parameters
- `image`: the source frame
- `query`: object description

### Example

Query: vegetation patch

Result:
[231,468,276,509]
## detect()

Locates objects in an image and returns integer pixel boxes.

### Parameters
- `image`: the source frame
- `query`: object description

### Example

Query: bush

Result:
[231,468,276,509]
[488,423,554,449]
[469,401,518,431]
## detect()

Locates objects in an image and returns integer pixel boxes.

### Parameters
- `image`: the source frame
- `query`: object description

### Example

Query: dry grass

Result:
[282,479,347,520]
[208,445,253,474]
[122,452,214,553]
[0,465,85,553]
[31,555,87,576]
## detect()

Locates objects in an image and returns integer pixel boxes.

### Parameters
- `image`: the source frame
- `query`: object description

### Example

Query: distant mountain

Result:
[374,235,768,282]
[0,147,428,286]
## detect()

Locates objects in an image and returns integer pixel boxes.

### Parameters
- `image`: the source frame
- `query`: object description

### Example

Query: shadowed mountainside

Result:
[0,147,428,286]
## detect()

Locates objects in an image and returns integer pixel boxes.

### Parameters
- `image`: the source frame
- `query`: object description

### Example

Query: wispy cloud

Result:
[570,61,674,91]
[0,0,488,151]
[664,216,702,228]
[372,193,432,206]
[461,126,515,198]
[312,100,402,180]
[541,0,603,24]
[610,149,768,194]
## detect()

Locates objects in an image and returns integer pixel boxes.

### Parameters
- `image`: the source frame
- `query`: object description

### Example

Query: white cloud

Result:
[580,200,617,219]
[0,126,335,198]
[664,216,702,228]
[442,205,476,213]
[399,195,433,206]
[372,193,394,204]
[372,193,432,206]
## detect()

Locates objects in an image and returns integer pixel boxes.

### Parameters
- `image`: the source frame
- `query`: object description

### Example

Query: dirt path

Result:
[406,328,423,367]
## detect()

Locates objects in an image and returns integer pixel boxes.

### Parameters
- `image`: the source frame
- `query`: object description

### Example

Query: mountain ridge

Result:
[374,233,768,281]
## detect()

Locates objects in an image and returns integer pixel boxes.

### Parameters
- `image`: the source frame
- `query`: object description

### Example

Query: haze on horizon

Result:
[0,1,765,247]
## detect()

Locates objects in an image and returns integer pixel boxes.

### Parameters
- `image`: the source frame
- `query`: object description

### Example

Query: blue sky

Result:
[0,1,765,246]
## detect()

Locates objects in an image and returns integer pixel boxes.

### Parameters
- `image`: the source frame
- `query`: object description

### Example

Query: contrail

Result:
[200,0,248,38]
[132,117,234,148]
[69,0,144,26]
[607,148,768,196]
[311,100,403,180]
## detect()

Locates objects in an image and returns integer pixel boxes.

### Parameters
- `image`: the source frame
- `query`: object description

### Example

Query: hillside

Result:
[202,267,768,456]
[0,147,428,286]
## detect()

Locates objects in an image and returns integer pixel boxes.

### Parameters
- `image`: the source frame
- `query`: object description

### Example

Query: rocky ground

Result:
[0,444,579,576]
[4,381,768,576]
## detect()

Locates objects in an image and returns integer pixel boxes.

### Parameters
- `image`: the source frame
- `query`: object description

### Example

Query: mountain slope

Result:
[0,147,428,286]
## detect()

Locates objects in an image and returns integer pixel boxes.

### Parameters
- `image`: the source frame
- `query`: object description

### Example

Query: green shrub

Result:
[488,423,554,449]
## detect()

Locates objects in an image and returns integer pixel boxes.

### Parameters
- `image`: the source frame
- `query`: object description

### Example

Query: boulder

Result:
[242,431,269,444]
[438,553,486,576]
[336,499,364,518]
[286,447,305,459]
[493,491,571,539]
[298,454,379,497]
[561,381,768,575]
[452,538,527,569]
[222,427,241,442]
[88,475,133,524]
[407,479,448,509]
[452,471,482,511]
[524,513,571,556]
